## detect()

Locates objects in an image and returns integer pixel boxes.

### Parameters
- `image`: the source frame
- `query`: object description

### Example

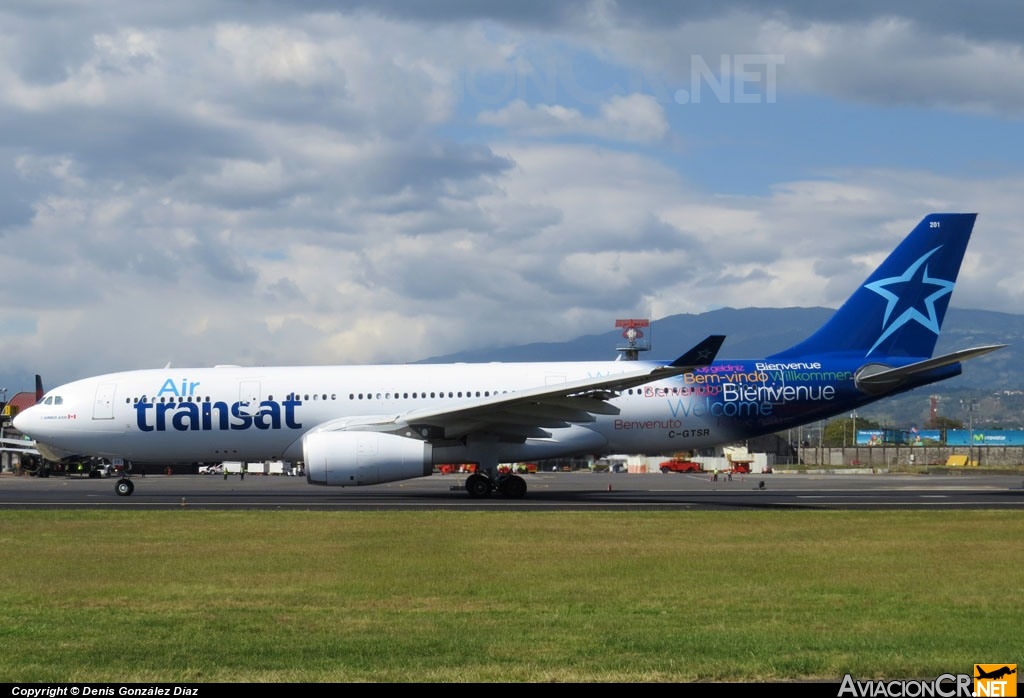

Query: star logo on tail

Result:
[863,246,956,356]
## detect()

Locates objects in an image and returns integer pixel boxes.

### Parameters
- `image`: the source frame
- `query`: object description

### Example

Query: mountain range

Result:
[424,307,1023,430]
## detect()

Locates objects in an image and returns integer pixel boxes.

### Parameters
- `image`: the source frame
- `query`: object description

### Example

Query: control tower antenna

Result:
[615,319,650,361]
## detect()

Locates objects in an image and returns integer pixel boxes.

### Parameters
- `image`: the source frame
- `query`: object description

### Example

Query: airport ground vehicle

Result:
[659,456,704,473]
[727,456,752,474]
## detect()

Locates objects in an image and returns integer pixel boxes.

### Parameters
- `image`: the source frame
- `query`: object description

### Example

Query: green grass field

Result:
[1,510,1021,683]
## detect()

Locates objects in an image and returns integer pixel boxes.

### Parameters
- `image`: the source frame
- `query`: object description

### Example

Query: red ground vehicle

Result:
[727,455,753,474]
[659,456,704,473]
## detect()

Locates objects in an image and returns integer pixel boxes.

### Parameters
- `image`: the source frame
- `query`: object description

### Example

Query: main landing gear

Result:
[465,472,527,499]
[115,478,134,496]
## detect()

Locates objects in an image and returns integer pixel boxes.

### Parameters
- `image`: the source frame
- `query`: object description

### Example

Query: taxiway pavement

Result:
[2,470,1023,511]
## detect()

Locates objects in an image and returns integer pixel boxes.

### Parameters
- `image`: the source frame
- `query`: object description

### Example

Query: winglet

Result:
[669,335,726,368]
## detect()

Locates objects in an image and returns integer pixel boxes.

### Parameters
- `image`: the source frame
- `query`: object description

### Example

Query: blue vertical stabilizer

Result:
[768,213,976,361]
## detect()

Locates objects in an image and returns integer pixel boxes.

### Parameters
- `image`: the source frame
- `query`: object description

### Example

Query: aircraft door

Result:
[93,382,117,420]
[239,381,261,416]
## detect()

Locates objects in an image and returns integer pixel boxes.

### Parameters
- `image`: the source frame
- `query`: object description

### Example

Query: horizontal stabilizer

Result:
[855,344,1007,394]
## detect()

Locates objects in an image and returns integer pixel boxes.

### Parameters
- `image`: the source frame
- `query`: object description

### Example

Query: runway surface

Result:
[2,470,1024,510]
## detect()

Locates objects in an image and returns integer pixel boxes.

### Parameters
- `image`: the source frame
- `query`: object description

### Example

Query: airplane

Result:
[12,212,1005,498]
[975,666,1016,680]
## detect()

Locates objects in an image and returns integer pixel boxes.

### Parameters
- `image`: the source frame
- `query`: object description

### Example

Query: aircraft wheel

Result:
[465,473,492,498]
[499,475,527,499]
[115,479,134,497]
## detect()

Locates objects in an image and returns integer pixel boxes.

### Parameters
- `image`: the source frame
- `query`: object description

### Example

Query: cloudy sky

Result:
[1,0,1022,390]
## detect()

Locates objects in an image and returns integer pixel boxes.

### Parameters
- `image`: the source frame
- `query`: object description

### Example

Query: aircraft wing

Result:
[311,334,725,442]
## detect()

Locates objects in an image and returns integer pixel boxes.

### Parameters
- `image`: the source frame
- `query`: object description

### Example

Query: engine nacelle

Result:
[304,430,433,486]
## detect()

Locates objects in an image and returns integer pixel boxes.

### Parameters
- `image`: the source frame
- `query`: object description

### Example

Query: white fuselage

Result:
[15,360,723,465]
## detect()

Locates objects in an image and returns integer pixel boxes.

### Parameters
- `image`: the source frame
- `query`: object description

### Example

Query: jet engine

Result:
[303,430,433,486]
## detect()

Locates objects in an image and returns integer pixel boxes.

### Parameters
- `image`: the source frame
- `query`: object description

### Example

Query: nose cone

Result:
[11,408,31,434]
[12,405,44,442]
[11,405,77,461]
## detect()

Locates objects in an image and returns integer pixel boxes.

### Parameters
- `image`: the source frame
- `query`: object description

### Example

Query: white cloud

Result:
[759,16,1024,114]
[479,93,668,142]
[0,1,1022,389]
